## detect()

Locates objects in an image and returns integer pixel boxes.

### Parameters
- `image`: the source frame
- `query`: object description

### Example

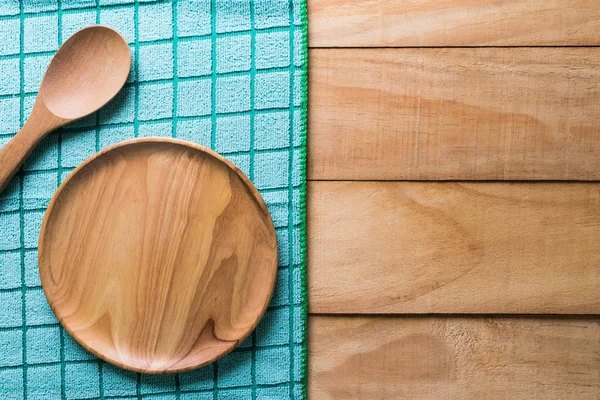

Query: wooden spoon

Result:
[38,138,278,373]
[0,25,130,193]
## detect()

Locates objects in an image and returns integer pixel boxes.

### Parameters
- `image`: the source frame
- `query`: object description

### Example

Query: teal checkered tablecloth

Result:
[0,0,307,399]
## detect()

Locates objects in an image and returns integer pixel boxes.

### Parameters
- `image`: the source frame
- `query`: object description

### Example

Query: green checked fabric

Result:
[0,0,308,399]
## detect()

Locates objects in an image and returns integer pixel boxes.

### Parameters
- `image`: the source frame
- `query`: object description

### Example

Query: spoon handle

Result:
[0,104,64,194]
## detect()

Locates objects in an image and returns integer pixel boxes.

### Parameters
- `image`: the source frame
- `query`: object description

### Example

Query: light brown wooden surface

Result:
[0,26,130,193]
[38,138,278,373]
[308,48,600,181]
[306,1,600,398]
[308,181,600,314]
[309,316,600,399]
[308,0,600,47]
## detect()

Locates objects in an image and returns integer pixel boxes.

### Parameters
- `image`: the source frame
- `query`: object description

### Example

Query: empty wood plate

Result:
[38,138,278,373]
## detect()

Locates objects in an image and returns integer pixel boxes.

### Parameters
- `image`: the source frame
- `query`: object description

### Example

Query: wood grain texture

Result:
[308,181,600,314]
[0,26,130,193]
[308,48,600,181]
[308,0,600,47]
[309,316,600,399]
[38,138,278,373]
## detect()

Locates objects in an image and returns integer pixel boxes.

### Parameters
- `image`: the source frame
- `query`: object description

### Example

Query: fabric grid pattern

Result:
[0,0,308,399]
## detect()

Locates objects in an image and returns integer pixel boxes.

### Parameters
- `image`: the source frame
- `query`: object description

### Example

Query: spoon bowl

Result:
[41,26,131,119]
[0,25,131,193]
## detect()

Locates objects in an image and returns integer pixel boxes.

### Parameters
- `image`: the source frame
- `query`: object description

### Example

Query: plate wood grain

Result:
[38,138,278,373]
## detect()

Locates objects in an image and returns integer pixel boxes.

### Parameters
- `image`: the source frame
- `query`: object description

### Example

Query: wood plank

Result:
[308,181,600,314]
[309,316,600,399]
[308,0,600,47]
[308,48,600,181]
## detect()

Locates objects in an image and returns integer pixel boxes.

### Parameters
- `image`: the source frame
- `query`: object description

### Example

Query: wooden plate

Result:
[38,138,278,373]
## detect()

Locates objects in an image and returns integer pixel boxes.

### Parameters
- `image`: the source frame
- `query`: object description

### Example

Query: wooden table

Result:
[306,1,600,398]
